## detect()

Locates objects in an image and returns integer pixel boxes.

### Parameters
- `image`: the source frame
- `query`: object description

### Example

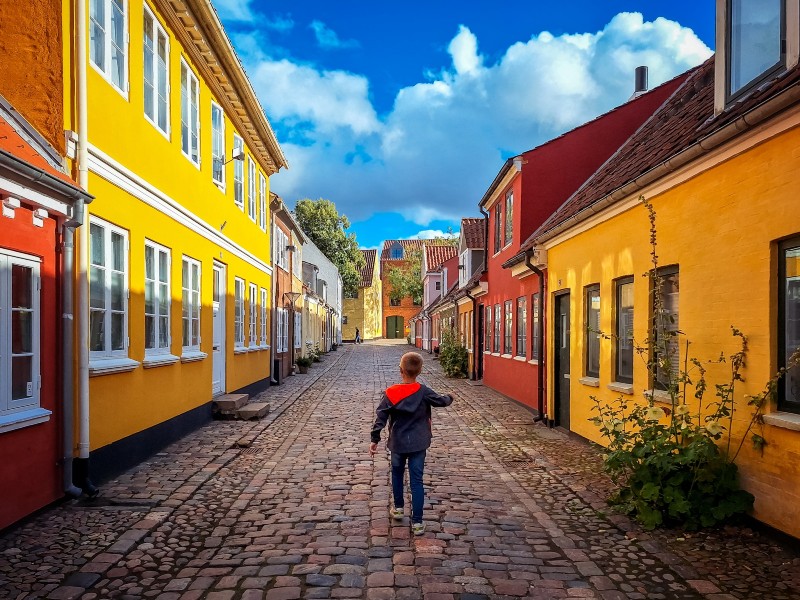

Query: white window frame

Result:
[180,58,200,167]
[0,252,42,419]
[294,311,302,349]
[144,241,171,355]
[277,308,289,353]
[274,226,289,272]
[260,287,268,347]
[234,278,245,347]
[89,218,130,359]
[249,282,258,347]
[211,102,225,189]
[248,158,257,222]
[259,172,267,231]
[233,134,244,209]
[143,4,170,137]
[182,256,201,351]
[89,0,129,97]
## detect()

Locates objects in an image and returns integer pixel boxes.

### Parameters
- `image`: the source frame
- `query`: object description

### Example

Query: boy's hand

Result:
[369,442,378,456]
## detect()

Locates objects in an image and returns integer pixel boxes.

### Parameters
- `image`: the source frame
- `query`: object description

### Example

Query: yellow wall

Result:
[545,120,800,537]
[342,276,382,341]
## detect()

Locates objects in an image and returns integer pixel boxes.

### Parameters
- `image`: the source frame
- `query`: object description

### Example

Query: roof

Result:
[0,117,77,189]
[425,244,457,271]
[380,239,425,260]
[460,218,485,249]
[359,249,377,287]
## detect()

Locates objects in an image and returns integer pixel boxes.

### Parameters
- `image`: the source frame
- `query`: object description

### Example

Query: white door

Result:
[212,263,226,396]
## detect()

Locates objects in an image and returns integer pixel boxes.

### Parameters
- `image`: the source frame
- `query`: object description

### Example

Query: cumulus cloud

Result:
[213,0,255,22]
[310,21,360,50]
[407,229,457,241]
[234,12,712,225]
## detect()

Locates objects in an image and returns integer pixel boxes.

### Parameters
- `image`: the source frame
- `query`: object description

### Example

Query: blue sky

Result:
[215,1,715,249]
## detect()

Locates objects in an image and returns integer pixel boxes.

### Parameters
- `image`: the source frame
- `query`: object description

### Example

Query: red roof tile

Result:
[460,218,485,249]
[359,249,377,288]
[425,244,457,271]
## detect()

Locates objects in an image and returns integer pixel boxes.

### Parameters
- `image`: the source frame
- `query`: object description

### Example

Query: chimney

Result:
[634,66,648,95]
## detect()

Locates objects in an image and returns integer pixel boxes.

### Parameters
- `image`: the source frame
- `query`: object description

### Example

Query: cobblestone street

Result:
[1,343,799,600]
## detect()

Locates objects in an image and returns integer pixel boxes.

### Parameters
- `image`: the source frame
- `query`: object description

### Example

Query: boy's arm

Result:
[423,386,453,407]
[371,394,392,443]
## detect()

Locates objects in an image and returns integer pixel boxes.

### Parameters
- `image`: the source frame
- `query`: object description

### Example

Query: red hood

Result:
[386,383,421,405]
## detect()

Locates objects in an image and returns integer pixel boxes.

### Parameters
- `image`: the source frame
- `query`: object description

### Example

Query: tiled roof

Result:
[380,239,425,260]
[425,244,457,271]
[522,56,800,250]
[359,249,377,288]
[461,218,485,249]
[0,115,79,189]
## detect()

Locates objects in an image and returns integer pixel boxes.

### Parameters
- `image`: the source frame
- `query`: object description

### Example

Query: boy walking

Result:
[370,352,453,535]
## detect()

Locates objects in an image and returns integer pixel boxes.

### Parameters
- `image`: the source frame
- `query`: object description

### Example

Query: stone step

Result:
[213,393,249,413]
[236,402,270,421]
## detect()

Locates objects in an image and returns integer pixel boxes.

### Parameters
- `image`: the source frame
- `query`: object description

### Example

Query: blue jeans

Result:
[391,449,426,523]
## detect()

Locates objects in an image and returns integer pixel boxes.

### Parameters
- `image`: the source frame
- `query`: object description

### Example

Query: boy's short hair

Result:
[400,352,423,377]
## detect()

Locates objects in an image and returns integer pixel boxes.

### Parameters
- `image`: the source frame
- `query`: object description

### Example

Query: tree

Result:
[385,232,459,305]
[294,199,365,298]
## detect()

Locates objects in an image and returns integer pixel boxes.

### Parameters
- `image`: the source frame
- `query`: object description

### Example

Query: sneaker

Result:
[412,522,425,536]
[390,507,404,520]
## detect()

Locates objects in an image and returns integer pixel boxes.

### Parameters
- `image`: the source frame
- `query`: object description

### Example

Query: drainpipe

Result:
[74,0,98,496]
[464,290,477,380]
[525,248,546,424]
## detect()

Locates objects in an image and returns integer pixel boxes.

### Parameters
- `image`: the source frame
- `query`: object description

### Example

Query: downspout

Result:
[478,207,489,276]
[75,0,98,496]
[525,248,546,424]
[464,290,477,380]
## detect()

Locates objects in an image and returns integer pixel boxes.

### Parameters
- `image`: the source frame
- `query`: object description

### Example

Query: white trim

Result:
[88,357,140,376]
[234,277,246,347]
[87,144,273,275]
[142,353,180,368]
[144,239,171,355]
[258,172,267,232]
[0,175,71,217]
[142,3,170,139]
[248,281,257,346]
[513,356,527,362]
[210,101,226,189]
[181,255,202,352]
[180,350,207,363]
[233,134,244,209]
[500,353,513,359]
[233,347,249,355]
[763,412,800,432]
[579,376,600,387]
[89,217,130,360]
[89,0,130,99]
[0,407,52,434]
[0,248,42,263]
[247,157,257,222]
[180,58,200,167]
[527,359,539,365]
[608,381,634,395]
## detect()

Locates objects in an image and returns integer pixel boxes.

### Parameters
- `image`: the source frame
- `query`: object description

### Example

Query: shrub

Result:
[296,356,313,368]
[438,328,468,378]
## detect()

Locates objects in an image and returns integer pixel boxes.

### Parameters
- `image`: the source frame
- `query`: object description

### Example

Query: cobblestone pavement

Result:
[1,343,799,600]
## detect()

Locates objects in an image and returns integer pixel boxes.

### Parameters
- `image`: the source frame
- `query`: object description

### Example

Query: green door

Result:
[386,316,404,339]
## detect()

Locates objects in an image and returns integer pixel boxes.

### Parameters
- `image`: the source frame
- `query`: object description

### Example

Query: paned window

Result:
[615,277,634,384]
[494,304,501,353]
[585,284,600,378]
[0,252,41,416]
[260,288,268,346]
[779,237,800,413]
[259,173,267,231]
[90,219,128,357]
[90,0,127,93]
[494,204,502,253]
[274,227,289,271]
[277,308,289,353]
[485,305,492,352]
[516,297,527,357]
[504,190,513,246]
[233,135,244,208]
[390,297,401,307]
[294,311,302,349]
[728,0,783,98]
[249,283,258,346]
[143,7,169,134]
[247,158,257,222]
[531,293,541,360]
[180,60,200,165]
[181,257,201,350]
[390,244,403,259]
[144,242,170,353]
[234,278,245,347]
[653,266,679,390]
[211,103,225,187]
[504,300,513,355]
[435,281,441,290]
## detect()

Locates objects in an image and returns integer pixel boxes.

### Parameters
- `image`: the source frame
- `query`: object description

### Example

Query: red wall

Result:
[0,203,62,530]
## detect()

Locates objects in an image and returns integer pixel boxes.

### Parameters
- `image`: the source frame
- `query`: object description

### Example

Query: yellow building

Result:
[516,3,800,538]
[343,249,382,341]
[63,0,287,482]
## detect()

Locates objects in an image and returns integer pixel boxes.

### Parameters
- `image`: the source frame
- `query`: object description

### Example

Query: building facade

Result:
[302,239,342,352]
[381,239,424,339]
[342,249,381,342]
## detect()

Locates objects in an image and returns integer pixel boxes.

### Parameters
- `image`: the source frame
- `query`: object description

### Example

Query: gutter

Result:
[0,151,91,202]
[524,249,546,423]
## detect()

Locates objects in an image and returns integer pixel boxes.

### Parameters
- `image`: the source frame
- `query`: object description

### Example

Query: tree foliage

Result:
[294,199,365,298]
[385,232,459,304]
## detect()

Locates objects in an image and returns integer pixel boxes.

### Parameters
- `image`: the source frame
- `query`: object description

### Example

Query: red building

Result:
[0,95,92,529]
[476,71,688,416]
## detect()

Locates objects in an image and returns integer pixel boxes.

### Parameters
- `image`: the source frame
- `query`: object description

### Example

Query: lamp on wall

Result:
[223,147,245,165]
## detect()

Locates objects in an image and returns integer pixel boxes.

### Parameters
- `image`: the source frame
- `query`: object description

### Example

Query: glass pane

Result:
[785,248,800,404]
[617,281,634,382]
[158,251,169,283]
[182,289,189,318]
[90,310,105,351]
[111,312,124,350]
[90,223,104,266]
[730,0,781,95]
[182,317,190,347]
[193,290,200,312]
[90,21,105,67]
[111,232,124,271]
[182,260,189,287]
[159,316,169,347]
[587,287,600,376]
[192,264,199,291]
[145,280,155,314]
[112,46,125,89]
[88,266,104,309]
[11,356,33,400]
[11,264,32,308]
[145,315,155,349]
[111,272,124,311]
[159,283,169,312]
[145,245,154,279]
[11,311,33,354]
[144,80,154,119]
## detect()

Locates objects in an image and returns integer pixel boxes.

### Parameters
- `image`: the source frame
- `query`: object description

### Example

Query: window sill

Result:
[491,352,500,357]
[608,382,634,395]
[142,353,180,369]
[528,359,540,366]
[0,407,52,434]
[579,376,600,388]
[513,355,527,362]
[763,412,800,432]
[501,353,512,359]
[248,347,261,353]
[644,389,672,404]
[234,347,249,355]
[89,357,140,377]
[180,350,208,364]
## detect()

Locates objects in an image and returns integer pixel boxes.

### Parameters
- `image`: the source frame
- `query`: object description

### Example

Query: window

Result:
[728,0,783,98]
[90,219,128,357]
[390,244,403,259]
[211,103,225,187]
[90,0,127,94]
[494,304,501,353]
[585,285,600,378]
[531,293,541,360]
[233,135,244,208]
[234,278,245,347]
[466,310,473,351]
[494,203,502,253]
[180,60,200,165]
[0,252,41,417]
[504,300,513,355]
[260,288,268,347]
[504,190,513,246]
[345,288,358,299]
[343,315,349,325]
[779,237,800,413]
[516,297,527,357]
[247,158,257,222]
[274,227,288,271]
[277,308,289,353]
[181,257,201,351]
[294,311,302,349]
[259,173,267,231]
[390,297,401,307]
[143,7,168,135]
[144,242,171,353]
[652,266,679,390]
[413,297,422,306]
[249,283,258,346]
[615,277,634,384]
[485,305,492,351]
[435,281,441,291]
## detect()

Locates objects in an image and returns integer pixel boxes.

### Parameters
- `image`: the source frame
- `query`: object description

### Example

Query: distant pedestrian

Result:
[355,328,362,344]
[369,352,453,535]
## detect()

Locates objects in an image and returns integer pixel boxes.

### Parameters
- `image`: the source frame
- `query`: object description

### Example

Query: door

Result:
[386,316,404,339]
[554,293,570,429]
[212,263,226,396]
[476,305,484,379]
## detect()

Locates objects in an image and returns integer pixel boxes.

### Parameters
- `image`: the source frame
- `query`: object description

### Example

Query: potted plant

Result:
[296,355,313,374]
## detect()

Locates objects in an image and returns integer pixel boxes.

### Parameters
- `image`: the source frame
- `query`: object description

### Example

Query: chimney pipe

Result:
[635,66,648,94]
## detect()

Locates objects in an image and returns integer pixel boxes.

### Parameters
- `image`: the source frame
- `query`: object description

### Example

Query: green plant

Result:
[296,355,313,368]
[438,327,468,378]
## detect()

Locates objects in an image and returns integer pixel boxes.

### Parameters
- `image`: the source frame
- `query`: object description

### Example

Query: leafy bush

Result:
[438,328,468,378]
[296,355,313,368]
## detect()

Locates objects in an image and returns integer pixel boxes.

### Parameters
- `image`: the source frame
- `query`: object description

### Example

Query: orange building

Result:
[380,239,424,339]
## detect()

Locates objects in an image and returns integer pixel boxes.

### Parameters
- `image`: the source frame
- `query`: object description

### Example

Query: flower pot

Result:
[298,365,309,374]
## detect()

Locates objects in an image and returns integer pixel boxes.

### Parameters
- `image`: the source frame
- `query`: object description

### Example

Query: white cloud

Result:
[408,229,452,240]
[310,20,359,50]
[212,0,255,22]
[234,12,712,226]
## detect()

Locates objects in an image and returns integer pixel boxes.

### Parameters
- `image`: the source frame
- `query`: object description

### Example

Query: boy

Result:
[369,352,453,535]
